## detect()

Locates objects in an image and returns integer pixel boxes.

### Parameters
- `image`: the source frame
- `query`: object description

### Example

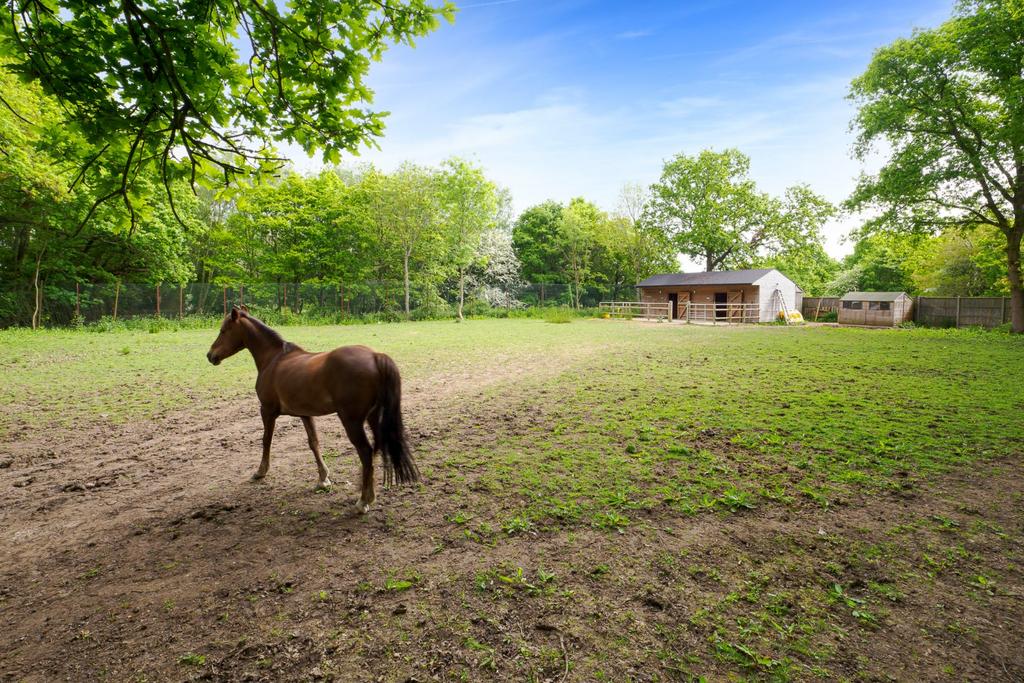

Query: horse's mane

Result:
[243,313,303,352]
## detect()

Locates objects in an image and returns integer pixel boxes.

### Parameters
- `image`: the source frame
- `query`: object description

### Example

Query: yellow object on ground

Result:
[778,310,804,323]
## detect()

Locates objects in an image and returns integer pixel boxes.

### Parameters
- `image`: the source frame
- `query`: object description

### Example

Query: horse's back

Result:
[324,344,379,371]
[270,344,381,417]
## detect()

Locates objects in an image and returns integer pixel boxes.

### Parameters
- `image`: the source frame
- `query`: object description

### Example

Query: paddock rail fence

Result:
[600,301,763,323]
[599,301,671,320]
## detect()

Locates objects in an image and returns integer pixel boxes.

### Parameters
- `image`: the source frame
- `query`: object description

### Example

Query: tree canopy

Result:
[644,149,834,273]
[0,0,454,228]
[847,0,1024,331]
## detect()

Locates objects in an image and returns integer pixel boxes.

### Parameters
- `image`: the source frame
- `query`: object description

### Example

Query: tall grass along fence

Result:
[802,295,1012,329]
[1,281,632,328]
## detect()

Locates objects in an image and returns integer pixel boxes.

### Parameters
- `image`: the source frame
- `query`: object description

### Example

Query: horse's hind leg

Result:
[368,405,385,483]
[339,414,374,514]
[301,416,332,490]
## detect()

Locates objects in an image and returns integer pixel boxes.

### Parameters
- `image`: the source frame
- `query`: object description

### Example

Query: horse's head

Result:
[207,305,249,365]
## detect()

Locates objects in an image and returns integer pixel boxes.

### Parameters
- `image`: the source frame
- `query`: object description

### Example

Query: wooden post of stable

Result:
[113,281,120,321]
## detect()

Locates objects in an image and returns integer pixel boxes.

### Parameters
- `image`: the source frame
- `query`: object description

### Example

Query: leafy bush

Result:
[542,307,576,324]
[410,292,453,321]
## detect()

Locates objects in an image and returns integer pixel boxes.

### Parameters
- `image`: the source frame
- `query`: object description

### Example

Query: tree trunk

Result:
[403,249,411,316]
[457,268,465,321]
[31,250,43,330]
[1007,229,1023,333]
[706,252,714,272]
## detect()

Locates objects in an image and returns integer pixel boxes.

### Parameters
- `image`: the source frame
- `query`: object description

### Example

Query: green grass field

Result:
[1,319,1022,681]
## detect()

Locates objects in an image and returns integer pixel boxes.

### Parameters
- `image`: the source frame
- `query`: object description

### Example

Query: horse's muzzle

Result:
[207,351,220,365]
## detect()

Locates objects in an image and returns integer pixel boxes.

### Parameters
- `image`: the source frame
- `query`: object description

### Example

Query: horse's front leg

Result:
[301,416,332,490]
[253,406,277,481]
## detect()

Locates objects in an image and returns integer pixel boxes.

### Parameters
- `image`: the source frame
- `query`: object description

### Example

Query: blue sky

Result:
[287,0,954,260]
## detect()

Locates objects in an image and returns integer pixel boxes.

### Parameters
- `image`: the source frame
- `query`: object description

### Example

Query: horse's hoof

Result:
[251,472,267,482]
[354,500,371,515]
[315,479,332,491]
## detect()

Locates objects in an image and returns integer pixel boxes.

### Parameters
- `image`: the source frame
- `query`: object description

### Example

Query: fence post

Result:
[339,282,344,318]
[955,296,961,328]
[222,286,227,315]
[914,297,920,323]
[156,284,161,317]
[178,284,184,319]
[1004,297,1009,324]
[540,283,545,306]
[240,284,244,306]
[75,282,80,319]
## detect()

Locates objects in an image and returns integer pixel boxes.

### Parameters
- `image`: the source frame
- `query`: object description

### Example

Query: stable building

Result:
[636,269,802,323]
[838,292,913,326]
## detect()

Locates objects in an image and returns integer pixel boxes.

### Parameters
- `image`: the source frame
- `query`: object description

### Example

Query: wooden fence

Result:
[801,297,840,321]
[802,295,1012,328]
[599,301,671,320]
[685,302,762,324]
[914,296,1010,328]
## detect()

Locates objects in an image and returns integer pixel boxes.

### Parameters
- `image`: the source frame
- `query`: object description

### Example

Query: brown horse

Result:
[206,305,418,513]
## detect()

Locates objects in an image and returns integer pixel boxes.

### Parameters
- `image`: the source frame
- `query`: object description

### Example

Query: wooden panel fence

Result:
[802,297,840,321]
[802,295,1011,328]
[914,296,1010,329]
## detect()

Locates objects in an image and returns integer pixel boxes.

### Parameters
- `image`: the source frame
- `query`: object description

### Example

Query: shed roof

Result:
[840,291,909,302]
[637,269,776,288]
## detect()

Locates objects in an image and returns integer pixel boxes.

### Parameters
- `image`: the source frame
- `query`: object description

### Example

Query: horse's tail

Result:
[374,353,419,486]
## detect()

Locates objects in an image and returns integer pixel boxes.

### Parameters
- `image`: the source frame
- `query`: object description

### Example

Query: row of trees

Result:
[513,196,676,307]
[198,160,507,320]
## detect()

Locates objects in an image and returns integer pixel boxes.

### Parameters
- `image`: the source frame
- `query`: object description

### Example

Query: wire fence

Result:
[0,280,640,328]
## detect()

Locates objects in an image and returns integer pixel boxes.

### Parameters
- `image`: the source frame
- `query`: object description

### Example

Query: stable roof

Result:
[637,269,776,288]
[840,291,910,302]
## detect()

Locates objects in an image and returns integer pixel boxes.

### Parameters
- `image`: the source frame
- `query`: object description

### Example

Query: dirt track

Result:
[1,350,1023,682]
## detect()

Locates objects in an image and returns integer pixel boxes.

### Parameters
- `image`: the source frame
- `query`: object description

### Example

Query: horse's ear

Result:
[239,304,250,314]
[230,306,239,321]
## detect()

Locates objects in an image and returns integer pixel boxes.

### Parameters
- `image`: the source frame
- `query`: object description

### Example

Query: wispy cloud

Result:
[457,0,529,8]
[615,29,653,40]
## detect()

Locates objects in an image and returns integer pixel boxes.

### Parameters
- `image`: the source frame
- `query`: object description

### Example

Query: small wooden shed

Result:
[839,292,913,326]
